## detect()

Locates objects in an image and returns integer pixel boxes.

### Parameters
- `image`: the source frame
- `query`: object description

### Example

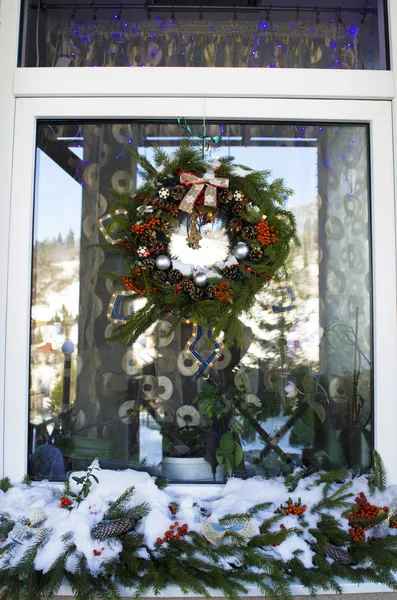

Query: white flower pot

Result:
[161,456,225,482]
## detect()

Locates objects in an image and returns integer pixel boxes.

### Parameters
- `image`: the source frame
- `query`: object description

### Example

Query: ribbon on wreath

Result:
[202,517,256,545]
[178,171,229,213]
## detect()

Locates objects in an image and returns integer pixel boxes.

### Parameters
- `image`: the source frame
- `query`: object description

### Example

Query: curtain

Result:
[45,16,365,69]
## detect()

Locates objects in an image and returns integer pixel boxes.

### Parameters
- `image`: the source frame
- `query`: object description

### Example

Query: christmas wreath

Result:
[100,142,299,347]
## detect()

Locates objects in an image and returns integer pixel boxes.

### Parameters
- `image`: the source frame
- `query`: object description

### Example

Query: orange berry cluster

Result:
[349,525,366,542]
[347,492,385,521]
[214,281,233,303]
[347,492,388,541]
[122,276,156,296]
[280,499,307,516]
[1,537,8,543]
[131,218,160,235]
[123,276,145,296]
[255,220,278,246]
[93,547,104,557]
[60,497,72,508]
[156,522,189,545]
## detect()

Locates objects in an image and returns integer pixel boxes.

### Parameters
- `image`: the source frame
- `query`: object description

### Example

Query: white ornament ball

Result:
[233,242,249,260]
[233,190,243,200]
[193,273,207,288]
[158,187,170,199]
[155,255,171,271]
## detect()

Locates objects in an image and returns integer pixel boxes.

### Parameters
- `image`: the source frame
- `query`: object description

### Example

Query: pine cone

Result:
[190,286,204,301]
[230,218,243,234]
[232,202,244,216]
[250,246,263,262]
[242,226,256,241]
[170,185,187,202]
[218,189,233,204]
[153,270,167,283]
[206,285,215,299]
[324,543,352,564]
[182,279,196,295]
[141,258,155,271]
[91,517,135,541]
[168,269,183,283]
[141,230,157,248]
[223,265,240,280]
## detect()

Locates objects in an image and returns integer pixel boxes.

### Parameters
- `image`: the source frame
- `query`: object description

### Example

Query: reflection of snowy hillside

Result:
[31,241,80,421]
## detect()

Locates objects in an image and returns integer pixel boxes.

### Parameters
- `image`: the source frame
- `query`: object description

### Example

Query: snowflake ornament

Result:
[158,187,170,200]
[233,190,243,200]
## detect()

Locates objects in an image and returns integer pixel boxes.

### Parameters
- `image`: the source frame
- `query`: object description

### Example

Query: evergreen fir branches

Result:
[2,460,397,600]
[368,450,387,493]
[0,478,11,493]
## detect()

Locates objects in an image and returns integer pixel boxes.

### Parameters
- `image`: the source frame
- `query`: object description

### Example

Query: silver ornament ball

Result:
[233,242,250,260]
[193,272,207,288]
[155,255,171,271]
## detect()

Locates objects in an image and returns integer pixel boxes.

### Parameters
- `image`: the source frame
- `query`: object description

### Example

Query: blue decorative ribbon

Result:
[186,324,222,380]
[271,286,296,313]
[202,517,256,544]
[107,292,131,323]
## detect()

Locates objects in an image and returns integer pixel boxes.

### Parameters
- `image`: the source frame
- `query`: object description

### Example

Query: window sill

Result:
[56,581,394,597]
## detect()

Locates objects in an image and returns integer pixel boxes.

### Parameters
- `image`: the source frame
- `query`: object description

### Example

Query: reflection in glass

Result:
[29,121,373,482]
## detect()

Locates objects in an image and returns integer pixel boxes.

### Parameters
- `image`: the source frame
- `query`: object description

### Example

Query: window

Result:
[18,110,388,484]
[19,0,389,70]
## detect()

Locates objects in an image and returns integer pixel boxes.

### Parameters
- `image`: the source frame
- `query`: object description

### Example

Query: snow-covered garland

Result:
[99,142,298,348]
[1,453,397,600]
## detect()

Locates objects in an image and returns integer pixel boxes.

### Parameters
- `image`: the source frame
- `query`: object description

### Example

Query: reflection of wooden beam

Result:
[37,138,83,183]
[260,401,309,460]
[236,400,293,465]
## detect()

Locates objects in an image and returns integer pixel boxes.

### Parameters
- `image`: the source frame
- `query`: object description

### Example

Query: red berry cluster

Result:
[93,547,104,557]
[1,537,7,543]
[156,522,189,545]
[152,200,179,216]
[169,503,178,516]
[347,492,388,541]
[263,523,286,546]
[60,497,72,508]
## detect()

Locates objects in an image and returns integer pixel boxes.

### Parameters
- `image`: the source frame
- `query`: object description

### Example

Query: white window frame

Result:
[3,95,397,484]
[0,2,397,595]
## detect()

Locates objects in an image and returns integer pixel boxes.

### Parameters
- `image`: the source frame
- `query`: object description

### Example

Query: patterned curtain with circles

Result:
[43,15,373,69]
[317,125,372,470]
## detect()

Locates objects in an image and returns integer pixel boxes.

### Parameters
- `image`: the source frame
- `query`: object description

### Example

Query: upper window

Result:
[20,0,389,69]
[29,119,373,483]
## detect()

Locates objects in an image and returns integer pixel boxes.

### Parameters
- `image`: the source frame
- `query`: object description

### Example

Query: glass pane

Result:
[20,0,388,69]
[29,120,373,481]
